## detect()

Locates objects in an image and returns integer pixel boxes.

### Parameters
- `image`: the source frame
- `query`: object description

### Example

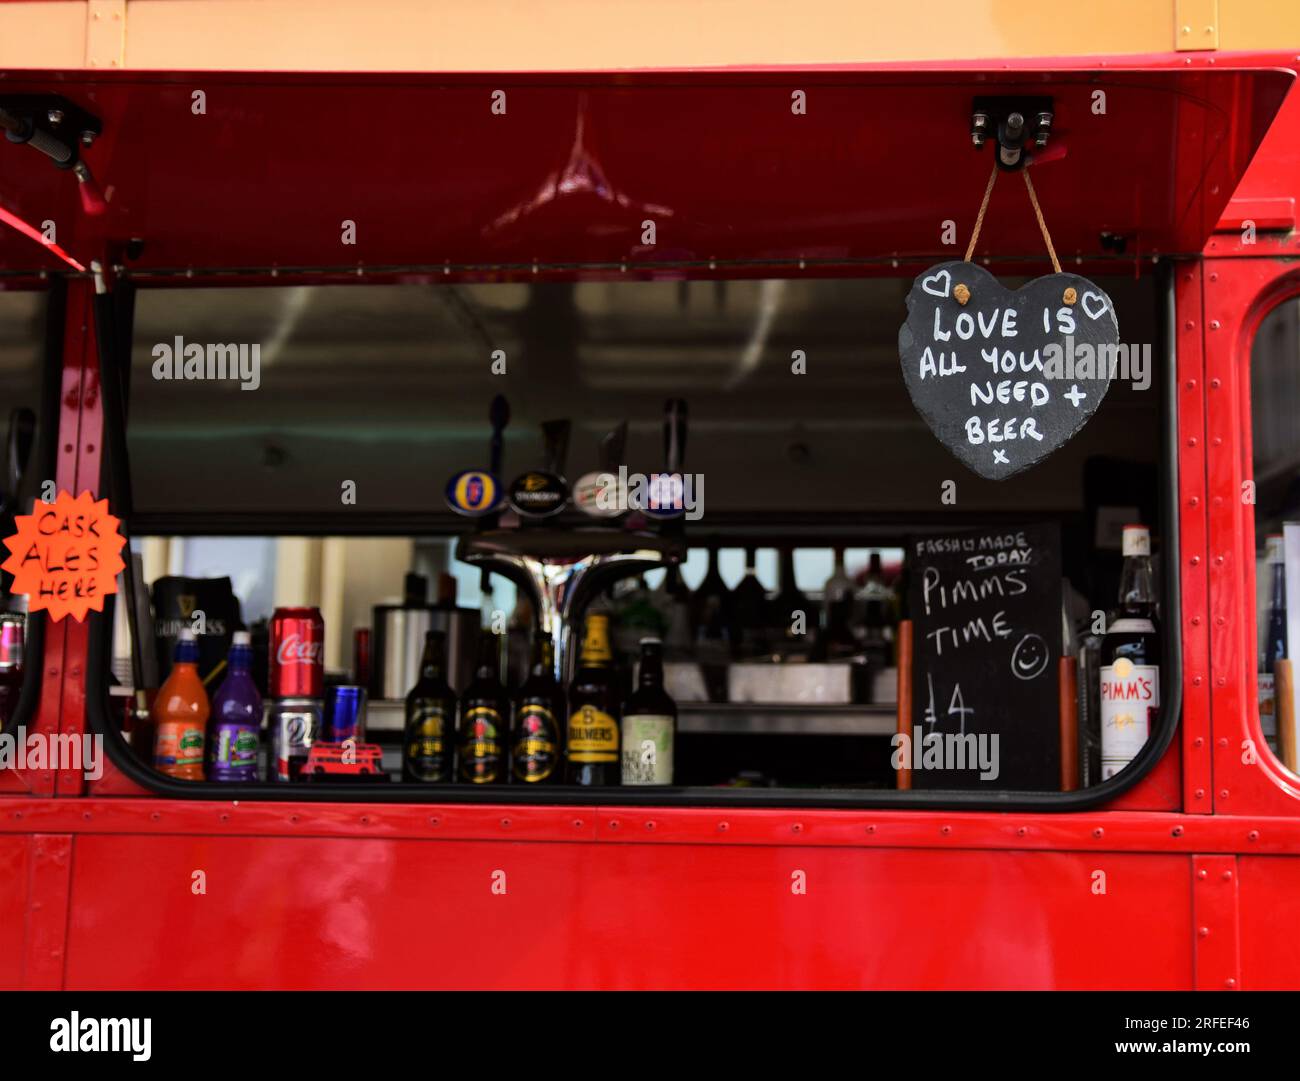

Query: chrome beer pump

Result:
[453,399,688,682]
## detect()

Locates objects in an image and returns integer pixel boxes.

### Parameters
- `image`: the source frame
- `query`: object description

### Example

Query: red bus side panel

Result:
[61,834,1192,990]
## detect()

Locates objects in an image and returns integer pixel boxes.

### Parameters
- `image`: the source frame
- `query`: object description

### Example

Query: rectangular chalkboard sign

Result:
[906,522,1062,791]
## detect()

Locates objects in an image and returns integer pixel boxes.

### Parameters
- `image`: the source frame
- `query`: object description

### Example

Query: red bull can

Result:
[327,684,367,743]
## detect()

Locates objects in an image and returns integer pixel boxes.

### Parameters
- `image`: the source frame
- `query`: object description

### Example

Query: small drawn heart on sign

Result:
[898,261,1120,480]
[921,268,951,299]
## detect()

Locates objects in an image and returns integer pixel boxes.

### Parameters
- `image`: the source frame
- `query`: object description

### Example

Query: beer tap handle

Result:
[488,394,510,480]
[542,419,571,478]
[600,421,628,474]
[664,398,687,474]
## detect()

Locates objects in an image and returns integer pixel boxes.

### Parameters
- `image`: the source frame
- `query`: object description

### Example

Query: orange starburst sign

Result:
[1,490,126,622]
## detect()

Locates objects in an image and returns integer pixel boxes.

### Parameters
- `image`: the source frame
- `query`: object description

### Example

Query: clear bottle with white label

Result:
[621,637,676,785]
[1099,524,1160,780]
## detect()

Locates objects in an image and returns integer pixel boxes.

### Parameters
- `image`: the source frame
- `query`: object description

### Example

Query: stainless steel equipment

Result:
[371,603,478,699]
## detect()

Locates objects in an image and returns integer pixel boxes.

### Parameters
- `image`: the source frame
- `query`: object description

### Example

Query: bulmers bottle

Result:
[621,637,677,785]
[1099,525,1160,780]
[457,630,509,784]
[152,628,209,781]
[511,636,564,784]
[207,630,262,782]
[404,630,457,782]
[566,613,621,785]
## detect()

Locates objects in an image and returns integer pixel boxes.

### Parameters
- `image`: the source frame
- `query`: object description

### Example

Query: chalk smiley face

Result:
[1010,632,1050,681]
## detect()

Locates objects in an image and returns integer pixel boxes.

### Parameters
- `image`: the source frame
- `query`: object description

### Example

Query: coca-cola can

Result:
[269,606,325,698]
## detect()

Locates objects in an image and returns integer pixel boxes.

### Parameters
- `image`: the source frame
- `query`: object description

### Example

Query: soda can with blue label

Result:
[327,685,368,743]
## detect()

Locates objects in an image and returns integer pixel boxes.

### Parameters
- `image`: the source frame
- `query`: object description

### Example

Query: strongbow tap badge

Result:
[1,490,126,622]
[898,261,1118,480]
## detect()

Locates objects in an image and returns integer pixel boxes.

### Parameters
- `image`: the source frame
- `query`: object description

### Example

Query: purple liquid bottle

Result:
[207,631,263,782]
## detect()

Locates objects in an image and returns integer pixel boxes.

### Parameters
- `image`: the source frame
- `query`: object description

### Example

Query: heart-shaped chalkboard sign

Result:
[899,261,1119,480]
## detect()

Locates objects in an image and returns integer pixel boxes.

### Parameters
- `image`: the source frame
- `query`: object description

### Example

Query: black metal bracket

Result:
[970,96,1054,171]
[0,94,101,170]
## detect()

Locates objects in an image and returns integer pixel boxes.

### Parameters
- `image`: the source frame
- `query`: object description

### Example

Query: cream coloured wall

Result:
[3,0,1299,74]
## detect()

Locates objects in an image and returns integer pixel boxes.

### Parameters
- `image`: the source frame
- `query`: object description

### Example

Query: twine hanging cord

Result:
[962,164,1062,274]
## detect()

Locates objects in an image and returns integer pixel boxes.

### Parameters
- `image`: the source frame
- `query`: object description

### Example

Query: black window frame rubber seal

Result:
[80,266,1182,810]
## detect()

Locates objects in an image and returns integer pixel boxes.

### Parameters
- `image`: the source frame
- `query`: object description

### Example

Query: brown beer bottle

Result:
[403,630,456,783]
[456,630,509,784]
[511,636,564,784]
[565,613,620,785]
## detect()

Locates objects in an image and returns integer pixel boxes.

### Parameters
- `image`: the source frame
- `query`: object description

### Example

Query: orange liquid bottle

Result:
[152,628,209,780]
